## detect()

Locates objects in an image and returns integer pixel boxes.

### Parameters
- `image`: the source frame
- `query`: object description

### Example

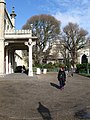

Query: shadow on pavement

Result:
[74,107,90,119]
[37,102,53,120]
[50,82,60,89]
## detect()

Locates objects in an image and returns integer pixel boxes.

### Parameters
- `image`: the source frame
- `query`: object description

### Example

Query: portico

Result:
[4,29,37,76]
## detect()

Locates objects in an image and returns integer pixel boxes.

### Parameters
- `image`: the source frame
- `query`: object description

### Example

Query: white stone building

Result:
[77,40,90,64]
[46,40,64,64]
[0,0,37,76]
[47,39,90,65]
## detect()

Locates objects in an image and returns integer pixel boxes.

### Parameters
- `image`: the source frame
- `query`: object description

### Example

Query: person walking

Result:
[57,66,66,90]
[70,67,74,77]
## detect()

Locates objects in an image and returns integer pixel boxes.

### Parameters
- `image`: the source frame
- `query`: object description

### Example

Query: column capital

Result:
[5,42,9,46]
[24,42,29,46]
[25,39,34,47]
[28,39,32,45]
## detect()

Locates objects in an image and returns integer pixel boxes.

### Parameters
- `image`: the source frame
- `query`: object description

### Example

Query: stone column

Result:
[25,39,33,76]
[0,0,6,75]
[0,0,5,38]
[11,50,14,73]
[6,49,9,74]
[5,42,9,74]
[8,51,12,74]
[28,39,33,76]
[0,40,5,75]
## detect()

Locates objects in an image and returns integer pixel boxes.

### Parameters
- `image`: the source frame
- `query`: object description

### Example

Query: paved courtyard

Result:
[0,73,90,120]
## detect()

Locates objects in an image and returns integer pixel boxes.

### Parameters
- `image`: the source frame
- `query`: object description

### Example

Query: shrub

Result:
[34,63,66,72]
[76,63,90,74]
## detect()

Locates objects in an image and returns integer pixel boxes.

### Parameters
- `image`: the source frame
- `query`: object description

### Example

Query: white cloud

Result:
[54,12,80,27]
[51,0,90,34]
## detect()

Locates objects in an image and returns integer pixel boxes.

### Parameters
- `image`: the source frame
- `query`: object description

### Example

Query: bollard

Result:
[43,69,47,74]
[36,68,41,74]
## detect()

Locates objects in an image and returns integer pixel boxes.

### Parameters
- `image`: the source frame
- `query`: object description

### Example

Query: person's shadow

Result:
[37,102,53,120]
[50,82,60,89]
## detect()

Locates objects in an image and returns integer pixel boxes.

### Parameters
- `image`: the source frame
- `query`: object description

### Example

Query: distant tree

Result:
[62,22,88,68]
[22,14,60,65]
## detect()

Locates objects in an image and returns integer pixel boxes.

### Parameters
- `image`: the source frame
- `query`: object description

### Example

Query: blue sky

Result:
[6,0,90,34]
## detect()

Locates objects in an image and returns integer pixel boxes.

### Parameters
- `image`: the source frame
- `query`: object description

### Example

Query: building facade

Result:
[0,0,37,76]
[77,40,90,64]
[47,39,90,66]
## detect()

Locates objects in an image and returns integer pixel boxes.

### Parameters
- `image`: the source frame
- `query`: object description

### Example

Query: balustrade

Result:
[5,29,32,35]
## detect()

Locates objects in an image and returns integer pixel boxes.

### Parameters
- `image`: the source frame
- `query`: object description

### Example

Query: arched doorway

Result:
[81,54,88,64]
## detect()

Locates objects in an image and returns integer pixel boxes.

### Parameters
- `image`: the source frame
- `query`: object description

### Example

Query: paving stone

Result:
[0,73,89,120]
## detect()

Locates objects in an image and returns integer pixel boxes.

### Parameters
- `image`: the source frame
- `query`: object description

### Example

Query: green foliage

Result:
[76,63,90,74]
[34,62,65,72]
[43,62,53,69]
[33,64,43,68]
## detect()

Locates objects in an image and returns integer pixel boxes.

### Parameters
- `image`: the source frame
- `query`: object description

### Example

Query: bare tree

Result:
[62,22,88,68]
[22,14,61,65]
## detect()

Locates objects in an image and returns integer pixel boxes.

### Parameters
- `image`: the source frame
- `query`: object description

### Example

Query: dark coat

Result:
[58,70,66,81]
